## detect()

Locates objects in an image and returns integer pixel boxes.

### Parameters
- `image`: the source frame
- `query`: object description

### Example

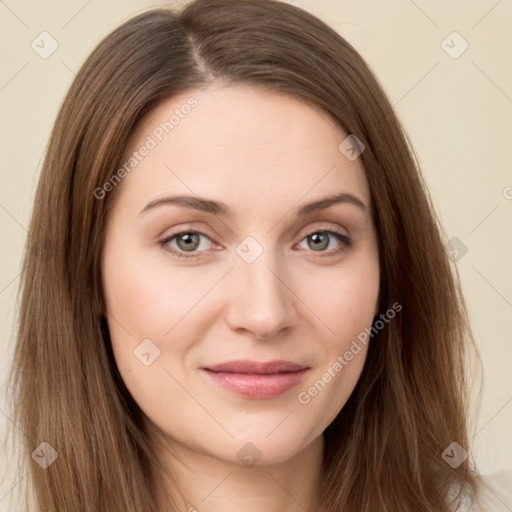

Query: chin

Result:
[209,430,318,468]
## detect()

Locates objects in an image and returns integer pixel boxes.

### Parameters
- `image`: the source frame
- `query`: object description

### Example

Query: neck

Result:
[149,429,325,512]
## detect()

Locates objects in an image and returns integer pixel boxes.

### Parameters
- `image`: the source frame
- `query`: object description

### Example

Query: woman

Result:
[5,0,511,510]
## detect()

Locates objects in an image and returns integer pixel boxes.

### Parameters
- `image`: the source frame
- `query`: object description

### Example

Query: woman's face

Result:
[102,84,379,466]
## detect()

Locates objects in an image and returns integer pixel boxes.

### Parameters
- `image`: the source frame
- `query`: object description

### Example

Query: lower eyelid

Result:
[160,229,350,257]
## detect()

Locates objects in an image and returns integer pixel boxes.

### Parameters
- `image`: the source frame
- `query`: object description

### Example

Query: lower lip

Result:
[202,369,309,399]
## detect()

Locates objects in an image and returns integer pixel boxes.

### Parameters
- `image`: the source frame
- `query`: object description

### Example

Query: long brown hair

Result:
[5,0,481,510]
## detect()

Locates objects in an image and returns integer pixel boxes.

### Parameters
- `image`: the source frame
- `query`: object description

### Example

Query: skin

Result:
[102,84,380,512]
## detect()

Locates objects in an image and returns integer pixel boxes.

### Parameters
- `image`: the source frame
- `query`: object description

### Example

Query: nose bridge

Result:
[226,239,297,338]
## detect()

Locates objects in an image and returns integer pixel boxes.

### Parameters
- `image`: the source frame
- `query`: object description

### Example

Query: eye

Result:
[295,228,351,257]
[159,227,352,260]
[159,230,215,259]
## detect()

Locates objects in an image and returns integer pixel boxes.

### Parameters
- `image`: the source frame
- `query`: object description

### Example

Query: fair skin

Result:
[102,84,380,512]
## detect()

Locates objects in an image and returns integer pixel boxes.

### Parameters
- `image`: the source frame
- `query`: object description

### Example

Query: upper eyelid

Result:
[160,226,216,244]
[161,225,349,249]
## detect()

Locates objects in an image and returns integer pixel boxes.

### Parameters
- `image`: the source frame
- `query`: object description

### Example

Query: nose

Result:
[225,249,298,340]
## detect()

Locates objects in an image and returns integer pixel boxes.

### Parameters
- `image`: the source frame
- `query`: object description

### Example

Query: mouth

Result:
[200,360,310,399]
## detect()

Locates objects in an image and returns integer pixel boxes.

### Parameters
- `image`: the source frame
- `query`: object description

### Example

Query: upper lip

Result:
[202,360,309,374]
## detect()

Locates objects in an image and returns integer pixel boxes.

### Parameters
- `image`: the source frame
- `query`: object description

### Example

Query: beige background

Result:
[1,0,511,505]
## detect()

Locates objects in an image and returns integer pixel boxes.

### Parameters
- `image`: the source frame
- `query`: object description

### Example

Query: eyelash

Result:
[158,226,352,261]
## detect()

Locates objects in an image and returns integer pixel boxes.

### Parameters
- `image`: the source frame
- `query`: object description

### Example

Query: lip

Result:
[201,360,310,399]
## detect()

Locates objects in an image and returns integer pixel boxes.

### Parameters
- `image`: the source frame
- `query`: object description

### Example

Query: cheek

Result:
[293,254,379,422]
[102,249,204,424]
[102,243,220,347]
[101,241,230,414]
[300,256,380,350]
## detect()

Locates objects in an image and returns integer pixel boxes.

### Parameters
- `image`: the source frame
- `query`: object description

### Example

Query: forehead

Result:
[116,84,370,215]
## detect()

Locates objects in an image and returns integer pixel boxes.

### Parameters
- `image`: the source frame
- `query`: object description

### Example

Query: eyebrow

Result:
[139,192,367,217]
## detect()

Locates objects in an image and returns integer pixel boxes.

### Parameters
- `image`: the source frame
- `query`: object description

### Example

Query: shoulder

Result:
[459,469,512,512]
